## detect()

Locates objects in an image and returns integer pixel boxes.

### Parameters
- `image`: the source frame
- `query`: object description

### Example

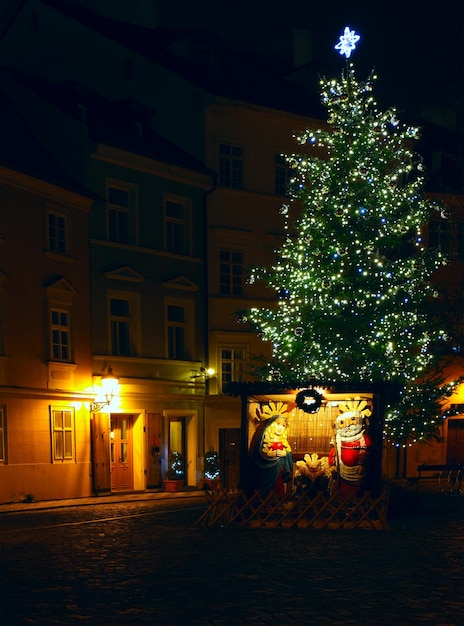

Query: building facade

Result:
[0,0,462,502]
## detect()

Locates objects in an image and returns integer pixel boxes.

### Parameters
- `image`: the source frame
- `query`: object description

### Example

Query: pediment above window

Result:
[46,277,77,304]
[104,266,145,283]
[163,275,199,291]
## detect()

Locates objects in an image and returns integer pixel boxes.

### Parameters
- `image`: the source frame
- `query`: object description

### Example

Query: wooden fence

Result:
[196,486,390,530]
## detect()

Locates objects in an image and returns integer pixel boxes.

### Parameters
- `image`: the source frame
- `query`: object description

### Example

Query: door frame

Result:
[219,427,241,489]
[110,414,134,491]
[163,409,198,487]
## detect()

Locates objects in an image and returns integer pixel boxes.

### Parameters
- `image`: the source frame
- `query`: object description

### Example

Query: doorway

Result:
[167,417,186,478]
[219,428,240,489]
[447,418,464,465]
[110,415,133,491]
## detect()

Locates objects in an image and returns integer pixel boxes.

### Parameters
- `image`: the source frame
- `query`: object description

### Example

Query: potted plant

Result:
[202,449,221,491]
[163,451,185,491]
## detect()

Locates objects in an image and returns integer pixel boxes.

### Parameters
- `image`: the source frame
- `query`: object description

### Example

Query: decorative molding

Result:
[163,275,199,291]
[104,266,145,283]
[47,361,77,390]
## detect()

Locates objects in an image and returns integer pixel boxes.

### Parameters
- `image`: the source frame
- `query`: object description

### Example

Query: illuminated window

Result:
[47,210,67,254]
[219,143,243,188]
[50,407,75,462]
[220,348,246,387]
[165,199,191,255]
[0,406,6,463]
[50,308,71,362]
[219,250,244,295]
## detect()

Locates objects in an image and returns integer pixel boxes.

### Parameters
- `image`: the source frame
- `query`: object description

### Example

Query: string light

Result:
[247,57,457,443]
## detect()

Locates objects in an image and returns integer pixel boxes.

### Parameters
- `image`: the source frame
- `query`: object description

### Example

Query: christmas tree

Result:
[247,28,460,445]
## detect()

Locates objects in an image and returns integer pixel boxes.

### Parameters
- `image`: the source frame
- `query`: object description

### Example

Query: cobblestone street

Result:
[0,491,462,625]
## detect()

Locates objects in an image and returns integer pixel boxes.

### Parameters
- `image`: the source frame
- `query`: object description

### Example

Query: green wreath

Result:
[296,389,323,414]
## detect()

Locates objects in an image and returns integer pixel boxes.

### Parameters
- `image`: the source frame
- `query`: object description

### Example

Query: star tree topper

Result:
[334,26,360,58]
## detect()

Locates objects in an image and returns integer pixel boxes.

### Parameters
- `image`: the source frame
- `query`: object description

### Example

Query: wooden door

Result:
[447,419,464,465]
[220,428,241,489]
[146,412,162,488]
[110,415,133,491]
[91,412,111,494]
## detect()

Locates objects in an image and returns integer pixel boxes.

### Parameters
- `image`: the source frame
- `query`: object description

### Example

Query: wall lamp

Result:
[191,366,215,381]
[91,365,119,412]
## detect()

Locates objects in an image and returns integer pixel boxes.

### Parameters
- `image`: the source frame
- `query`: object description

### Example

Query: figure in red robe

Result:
[329,409,372,497]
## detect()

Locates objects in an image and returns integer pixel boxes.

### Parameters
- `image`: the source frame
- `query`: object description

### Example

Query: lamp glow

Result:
[91,365,119,412]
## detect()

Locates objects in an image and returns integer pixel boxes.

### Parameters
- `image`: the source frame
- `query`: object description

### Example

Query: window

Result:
[165,199,190,255]
[219,143,243,188]
[168,417,185,459]
[167,304,186,360]
[221,348,246,386]
[51,407,75,462]
[0,406,6,463]
[110,297,131,356]
[220,250,244,295]
[275,154,291,196]
[456,221,464,261]
[50,308,71,361]
[0,283,5,356]
[47,211,67,254]
[107,183,137,244]
[428,219,450,254]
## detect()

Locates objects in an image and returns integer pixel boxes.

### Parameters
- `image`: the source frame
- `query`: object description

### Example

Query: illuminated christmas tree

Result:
[248,28,459,446]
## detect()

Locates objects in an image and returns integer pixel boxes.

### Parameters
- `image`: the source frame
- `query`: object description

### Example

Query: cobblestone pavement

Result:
[0,490,462,626]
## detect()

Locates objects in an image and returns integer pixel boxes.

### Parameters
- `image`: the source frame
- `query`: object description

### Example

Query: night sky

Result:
[159,0,463,127]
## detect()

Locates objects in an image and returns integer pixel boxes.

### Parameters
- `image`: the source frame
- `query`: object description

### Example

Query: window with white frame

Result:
[107,183,137,244]
[167,304,186,360]
[219,143,243,188]
[220,347,246,387]
[219,249,244,295]
[50,308,71,362]
[50,407,75,462]
[47,210,68,254]
[165,198,191,255]
[0,406,6,463]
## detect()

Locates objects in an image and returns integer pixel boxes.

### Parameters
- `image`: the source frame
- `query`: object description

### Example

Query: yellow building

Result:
[0,93,94,502]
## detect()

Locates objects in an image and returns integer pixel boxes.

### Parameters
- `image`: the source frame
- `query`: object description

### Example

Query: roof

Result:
[0,87,95,199]
[41,0,325,118]
[1,66,213,177]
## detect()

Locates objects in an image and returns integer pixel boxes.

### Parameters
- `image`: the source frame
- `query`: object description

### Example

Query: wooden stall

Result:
[197,382,394,530]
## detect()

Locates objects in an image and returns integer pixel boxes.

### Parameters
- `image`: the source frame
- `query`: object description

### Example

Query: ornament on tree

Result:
[334,27,360,59]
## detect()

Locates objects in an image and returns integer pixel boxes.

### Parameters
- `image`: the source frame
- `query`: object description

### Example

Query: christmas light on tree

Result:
[247,28,460,444]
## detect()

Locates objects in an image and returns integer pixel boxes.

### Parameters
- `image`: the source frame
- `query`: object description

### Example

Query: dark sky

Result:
[160,0,463,128]
[1,0,462,130]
